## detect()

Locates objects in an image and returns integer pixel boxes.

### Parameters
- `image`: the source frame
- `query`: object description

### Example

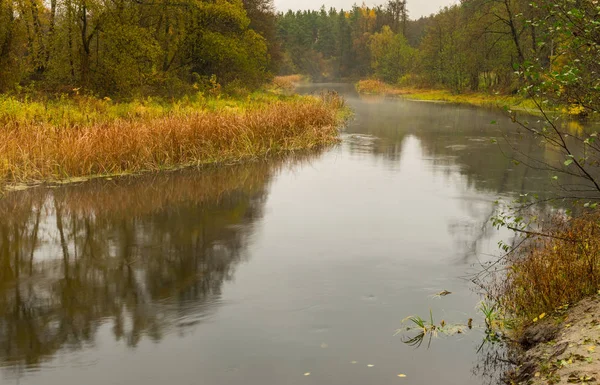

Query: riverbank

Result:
[491,212,600,383]
[0,89,347,192]
[355,79,586,117]
[508,296,600,385]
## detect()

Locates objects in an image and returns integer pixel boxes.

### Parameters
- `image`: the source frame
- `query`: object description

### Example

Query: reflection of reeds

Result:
[0,94,342,186]
[0,153,315,221]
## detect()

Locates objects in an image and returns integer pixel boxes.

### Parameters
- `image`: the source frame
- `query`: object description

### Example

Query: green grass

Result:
[355,79,572,117]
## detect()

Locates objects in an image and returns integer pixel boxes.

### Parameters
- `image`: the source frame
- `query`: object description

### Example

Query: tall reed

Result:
[0,93,344,186]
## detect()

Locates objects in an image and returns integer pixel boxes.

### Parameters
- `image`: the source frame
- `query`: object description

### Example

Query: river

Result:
[0,84,585,385]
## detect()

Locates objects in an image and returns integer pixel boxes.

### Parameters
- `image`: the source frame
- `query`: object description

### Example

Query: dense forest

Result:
[277,0,600,107]
[0,0,598,110]
[0,0,280,96]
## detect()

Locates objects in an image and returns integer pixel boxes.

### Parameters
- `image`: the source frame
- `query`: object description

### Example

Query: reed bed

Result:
[0,92,345,186]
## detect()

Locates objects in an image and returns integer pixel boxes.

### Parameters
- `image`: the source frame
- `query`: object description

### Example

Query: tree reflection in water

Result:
[0,157,306,370]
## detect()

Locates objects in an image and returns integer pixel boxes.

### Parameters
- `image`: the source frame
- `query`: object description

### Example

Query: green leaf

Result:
[564,159,574,166]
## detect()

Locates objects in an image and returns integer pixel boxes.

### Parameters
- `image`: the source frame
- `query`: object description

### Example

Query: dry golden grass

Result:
[356,79,410,96]
[272,75,305,90]
[0,93,345,187]
[499,212,600,322]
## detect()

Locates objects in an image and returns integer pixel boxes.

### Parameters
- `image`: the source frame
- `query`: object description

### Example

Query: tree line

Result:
[1,0,597,108]
[0,0,280,96]
[277,0,599,104]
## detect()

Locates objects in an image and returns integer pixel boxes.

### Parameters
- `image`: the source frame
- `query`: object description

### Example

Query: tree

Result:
[369,25,414,83]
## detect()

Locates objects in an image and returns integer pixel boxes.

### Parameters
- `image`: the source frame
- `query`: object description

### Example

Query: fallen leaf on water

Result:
[351,361,357,364]
[367,364,374,367]
[304,373,311,376]
[397,374,407,378]
[433,290,452,297]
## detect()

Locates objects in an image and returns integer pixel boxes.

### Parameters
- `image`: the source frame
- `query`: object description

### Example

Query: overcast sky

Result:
[274,0,457,18]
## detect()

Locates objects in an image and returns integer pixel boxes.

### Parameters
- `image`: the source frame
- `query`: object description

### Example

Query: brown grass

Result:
[272,75,306,90]
[498,211,600,322]
[0,93,344,187]
[356,79,411,96]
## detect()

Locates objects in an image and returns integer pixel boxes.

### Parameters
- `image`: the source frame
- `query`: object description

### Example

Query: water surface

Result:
[0,84,572,385]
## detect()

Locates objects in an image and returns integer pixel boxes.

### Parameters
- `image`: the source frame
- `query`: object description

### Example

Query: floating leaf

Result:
[351,361,357,364]
[304,373,311,376]
[398,374,407,378]
[367,364,375,368]
[433,290,452,297]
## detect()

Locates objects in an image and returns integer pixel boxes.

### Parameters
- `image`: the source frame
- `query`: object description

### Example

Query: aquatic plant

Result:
[398,309,469,348]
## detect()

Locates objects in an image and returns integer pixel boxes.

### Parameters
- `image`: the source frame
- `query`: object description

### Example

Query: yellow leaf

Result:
[539,313,546,320]
[398,374,407,378]
[368,364,375,367]
[304,373,311,376]
[535,372,541,378]
[533,317,539,323]
[588,346,596,352]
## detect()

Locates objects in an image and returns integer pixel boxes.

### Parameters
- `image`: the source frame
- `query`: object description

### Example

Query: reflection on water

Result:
[2,85,596,385]
[0,159,297,371]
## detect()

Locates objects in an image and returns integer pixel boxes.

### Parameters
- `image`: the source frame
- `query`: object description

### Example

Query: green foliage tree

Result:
[369,25,414,83]
[0,0,275,96]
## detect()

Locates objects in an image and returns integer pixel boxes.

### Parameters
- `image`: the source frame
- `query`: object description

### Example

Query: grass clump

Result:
[0,90,346,188]
[497,212,600,324]
[270,75,307,91]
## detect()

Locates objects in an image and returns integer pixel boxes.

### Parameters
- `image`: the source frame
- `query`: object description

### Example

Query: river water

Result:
[0,84,582,385]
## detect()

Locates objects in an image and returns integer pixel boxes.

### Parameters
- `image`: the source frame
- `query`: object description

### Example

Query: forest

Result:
[0,0,280,96]
[0,0,597,107]
[277,0,599,110]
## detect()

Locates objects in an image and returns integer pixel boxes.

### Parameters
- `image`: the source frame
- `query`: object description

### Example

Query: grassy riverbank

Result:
[488,212,600,383]
[498,212,600,324]
[0,89,347,190]
[355,79,583,116]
